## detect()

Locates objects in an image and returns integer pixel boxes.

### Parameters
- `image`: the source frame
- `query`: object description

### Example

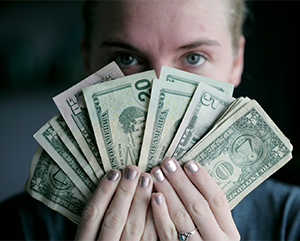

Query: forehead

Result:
[93,0,229,45]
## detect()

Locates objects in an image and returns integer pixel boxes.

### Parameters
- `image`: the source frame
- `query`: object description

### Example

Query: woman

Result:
[1,0,299,240]
[75,1,300,241]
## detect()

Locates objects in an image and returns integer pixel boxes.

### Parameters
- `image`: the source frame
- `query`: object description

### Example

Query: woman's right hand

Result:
[151,158,240,241]
[75,165,156,241]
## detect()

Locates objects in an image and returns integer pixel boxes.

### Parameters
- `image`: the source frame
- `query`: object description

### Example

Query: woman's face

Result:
[82,0,245,87]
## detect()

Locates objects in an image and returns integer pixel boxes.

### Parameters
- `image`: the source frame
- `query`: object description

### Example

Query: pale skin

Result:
[76,0,244,240]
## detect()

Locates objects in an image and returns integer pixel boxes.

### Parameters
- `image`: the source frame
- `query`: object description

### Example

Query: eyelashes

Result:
[112,53,139,67]
[184,53,206,66]
[108,51,207,72]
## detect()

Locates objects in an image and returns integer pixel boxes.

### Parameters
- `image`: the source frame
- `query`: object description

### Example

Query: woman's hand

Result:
[75,165,157,241]
[151,158,240,241]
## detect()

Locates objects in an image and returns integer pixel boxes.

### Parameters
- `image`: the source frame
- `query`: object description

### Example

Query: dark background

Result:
[0,1,299,203]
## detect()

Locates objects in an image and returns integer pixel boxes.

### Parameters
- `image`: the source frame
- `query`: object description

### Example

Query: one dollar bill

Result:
[179,100,293,209]
[24,145,87,224]
[34,121,97,199]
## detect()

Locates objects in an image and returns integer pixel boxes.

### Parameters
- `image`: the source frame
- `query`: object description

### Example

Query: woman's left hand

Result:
[150,158,240,241]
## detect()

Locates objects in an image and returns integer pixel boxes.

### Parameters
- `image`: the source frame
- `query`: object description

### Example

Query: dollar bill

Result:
[206,97,251,137]
[49,113,98,184]
[165,82,235,160]
[83,71,157,172]
[34,122,97,199]
[179,100,293,209]
[159,65,234,96]
[53,62,124,178]
[24,145,87,224]
[139,79,195,173]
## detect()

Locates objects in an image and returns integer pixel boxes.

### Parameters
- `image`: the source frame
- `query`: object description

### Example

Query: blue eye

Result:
[114,53,138,67]
[185,54,205,66]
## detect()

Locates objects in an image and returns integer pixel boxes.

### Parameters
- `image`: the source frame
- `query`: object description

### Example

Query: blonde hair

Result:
[226,0,248,54]
[82,0,247,53]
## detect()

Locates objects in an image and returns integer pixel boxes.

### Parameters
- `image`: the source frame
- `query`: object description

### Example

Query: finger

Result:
[121,173,153,241]
[151,193,178,241]
[151,166,201,240]
[161,158,221,239]
[184,160,239,235]
[140,205,157,241]
[75,169,121,241]
[98,165,140,241]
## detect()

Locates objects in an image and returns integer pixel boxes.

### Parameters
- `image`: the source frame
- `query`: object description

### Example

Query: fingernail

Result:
[164,159,177,173]
[186,161,199,173]
[125,168,137,180]
[139,175,150,188]
[107,170,120,181]
[155,194,163,205]
[153,168,164,182]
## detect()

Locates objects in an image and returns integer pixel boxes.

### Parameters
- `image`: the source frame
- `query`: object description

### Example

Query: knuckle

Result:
[172,209,190,225]
[102,211,124,230]
[191,198,209,216]
[118,183,134,196]
[81,202,100,223]
[141,230,157,241]
[98,182,112,194]
[159,226,177,240]
[198,169,211,186]
[170,172,190,190]
[175,173,188,186]
[123,220,144,238]
[212,190,228,208]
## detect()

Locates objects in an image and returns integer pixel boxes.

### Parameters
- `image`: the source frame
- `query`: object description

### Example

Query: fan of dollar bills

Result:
[24,62,293,224]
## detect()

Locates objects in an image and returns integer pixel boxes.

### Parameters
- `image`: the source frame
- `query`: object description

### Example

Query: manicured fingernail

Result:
[164,159,177,173]
[186,161,199,173]
[125,168,137,180]
[153,168,164,182]
[155,194,163,205]
[139,175,150,188]
[107,170,120,181]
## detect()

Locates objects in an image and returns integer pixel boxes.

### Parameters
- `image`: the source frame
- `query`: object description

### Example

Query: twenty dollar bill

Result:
[83,71,156,171]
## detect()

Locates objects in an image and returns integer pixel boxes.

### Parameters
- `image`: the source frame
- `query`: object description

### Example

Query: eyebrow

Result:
[178,39,221,50]
[100,38,220,52]
[100,39,140,52]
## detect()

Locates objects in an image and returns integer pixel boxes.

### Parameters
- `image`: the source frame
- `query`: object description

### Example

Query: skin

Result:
[81,0,244,86]
[77,0,244,240]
